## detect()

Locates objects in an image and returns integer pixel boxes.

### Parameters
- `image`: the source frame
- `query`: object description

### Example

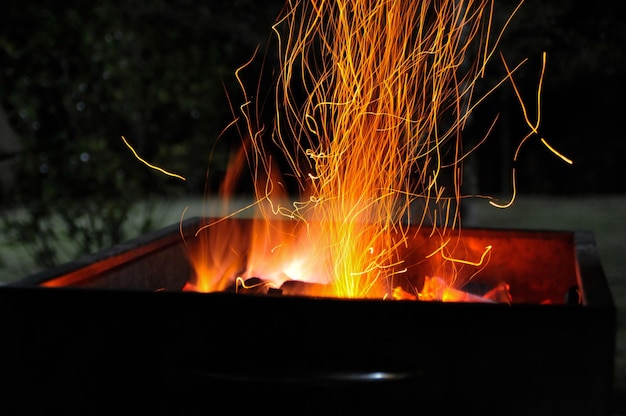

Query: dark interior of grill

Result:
[0,217,616,415]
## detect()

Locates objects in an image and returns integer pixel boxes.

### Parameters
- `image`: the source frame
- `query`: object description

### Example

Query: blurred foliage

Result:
[0,0,284,271]
[0,0,624,274]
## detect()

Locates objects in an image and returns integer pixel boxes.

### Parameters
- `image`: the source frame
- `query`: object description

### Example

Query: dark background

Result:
[469,1,626,196]
[1,0,624,269]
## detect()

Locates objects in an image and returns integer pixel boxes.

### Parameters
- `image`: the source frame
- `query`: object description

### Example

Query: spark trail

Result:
[191,0,567,299]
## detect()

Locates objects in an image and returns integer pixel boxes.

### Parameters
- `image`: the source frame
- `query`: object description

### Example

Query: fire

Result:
[182,0,570,301]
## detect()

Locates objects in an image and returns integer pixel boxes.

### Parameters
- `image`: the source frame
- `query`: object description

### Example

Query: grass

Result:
[1,194,625,409]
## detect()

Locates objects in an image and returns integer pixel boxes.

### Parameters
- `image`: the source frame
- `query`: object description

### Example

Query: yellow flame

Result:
[232,0,516,298]
[189,0,564,299]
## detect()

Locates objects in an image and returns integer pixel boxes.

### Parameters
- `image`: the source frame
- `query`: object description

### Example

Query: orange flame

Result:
[185,0,568,301]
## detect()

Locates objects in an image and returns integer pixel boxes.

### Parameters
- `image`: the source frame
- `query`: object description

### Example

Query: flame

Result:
[185,0,568,301]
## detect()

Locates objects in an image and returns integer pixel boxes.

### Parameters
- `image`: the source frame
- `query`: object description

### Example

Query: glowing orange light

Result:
[426,240,493,267]
[184,0,570,302]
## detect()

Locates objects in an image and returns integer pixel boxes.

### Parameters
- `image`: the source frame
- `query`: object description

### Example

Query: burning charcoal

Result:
[267,287,283,296]
[482,282,512,304]
[181,281,208,292]
[234,277,273,295]
[420,276,495,303]
[280,280,331,297]
[391,286,418,301]
[442,287,495,303]
[224,277,283,295]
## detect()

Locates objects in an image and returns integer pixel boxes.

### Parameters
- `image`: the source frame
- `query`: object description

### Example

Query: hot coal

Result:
[220,276,518,302]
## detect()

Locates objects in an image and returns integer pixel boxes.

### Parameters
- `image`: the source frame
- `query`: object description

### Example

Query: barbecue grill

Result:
[0,217,615,415]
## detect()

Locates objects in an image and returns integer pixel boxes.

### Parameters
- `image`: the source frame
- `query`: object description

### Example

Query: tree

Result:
[0,0,284,273]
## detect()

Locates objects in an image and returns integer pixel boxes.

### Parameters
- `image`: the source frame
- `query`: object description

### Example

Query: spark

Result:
[426,240,493,267]
[121,136,186,181]
[256,0,511,298]
[189,0,560,299]
[541,138,573,165]
[490,51,570,208]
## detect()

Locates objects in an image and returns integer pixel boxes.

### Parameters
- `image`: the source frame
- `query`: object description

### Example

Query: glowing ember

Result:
[178,0,570,301]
